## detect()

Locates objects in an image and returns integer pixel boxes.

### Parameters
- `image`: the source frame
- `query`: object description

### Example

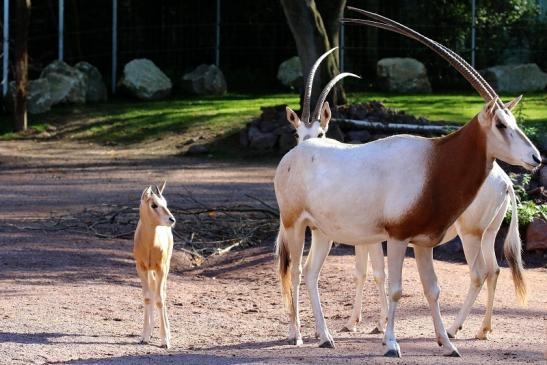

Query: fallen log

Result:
[333,118,459,135]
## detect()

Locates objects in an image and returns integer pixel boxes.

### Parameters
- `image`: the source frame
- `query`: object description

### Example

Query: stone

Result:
[40,60,87,104]
[187,144,209,155]
[8,78,53,114]
[525,219,547,251]
[540,166,547,188]
[248,126,277,151]
[346,130,371,143]
[182,64,227,96]
[278,132,297,154]
[326,124,345,142]
[119,59,172,100]
[277,56,303,90]
[75,61,107,102]
[377,58,431,93]
[480,63,547,94]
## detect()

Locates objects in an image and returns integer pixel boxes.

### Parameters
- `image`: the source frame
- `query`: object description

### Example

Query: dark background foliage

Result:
[3,0,546,93]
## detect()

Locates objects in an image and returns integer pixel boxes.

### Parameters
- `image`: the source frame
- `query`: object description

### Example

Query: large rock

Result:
[119,59,172,100]
[277,56,303,90]
[8,78,53,114]
[377,58,431,93]
[182,64,227,96]
[526,219,547,251]
[248,126,277,151]
[40,60,86,104]
[480,63,547,94]
[540,166,547,187]
[75,61,107,102]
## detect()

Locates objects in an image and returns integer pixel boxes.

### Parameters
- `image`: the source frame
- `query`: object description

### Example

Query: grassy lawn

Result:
[1,92,545,146]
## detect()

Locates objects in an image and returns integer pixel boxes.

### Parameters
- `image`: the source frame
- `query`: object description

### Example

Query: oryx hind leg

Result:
[303,229,334,348]
[286,223,306,346]
[342,243,369,333]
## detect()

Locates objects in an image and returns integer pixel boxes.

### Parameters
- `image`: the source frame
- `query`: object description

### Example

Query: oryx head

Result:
[343,7,541,170]
[139,182,176,227]
[285,48,360,143]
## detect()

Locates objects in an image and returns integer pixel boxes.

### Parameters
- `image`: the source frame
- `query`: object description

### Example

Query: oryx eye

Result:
[496,122,506,129]
[151,203,158,209]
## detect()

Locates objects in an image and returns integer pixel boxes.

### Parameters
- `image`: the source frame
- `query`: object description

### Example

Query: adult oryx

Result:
[274,9,541,358]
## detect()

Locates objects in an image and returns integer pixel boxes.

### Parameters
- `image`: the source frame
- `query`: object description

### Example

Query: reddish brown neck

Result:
[388,116,493,243]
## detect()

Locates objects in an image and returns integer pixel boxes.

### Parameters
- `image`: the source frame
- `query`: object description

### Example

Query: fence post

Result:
[471,0,476,68]
[339,21,345,72]
[215,0,220,67]
[2,0,9,96]
[112,0,117,93]
[58,0,64,60]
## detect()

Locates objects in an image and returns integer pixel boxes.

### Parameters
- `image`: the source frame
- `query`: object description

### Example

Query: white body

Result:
[274,101,539,357]
[343,162,517,341]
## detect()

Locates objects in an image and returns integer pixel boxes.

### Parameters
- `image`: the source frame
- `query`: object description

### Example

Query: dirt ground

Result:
[0,139,545,365]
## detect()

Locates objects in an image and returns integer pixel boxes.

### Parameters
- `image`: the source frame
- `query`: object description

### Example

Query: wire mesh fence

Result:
[2,0,547,94]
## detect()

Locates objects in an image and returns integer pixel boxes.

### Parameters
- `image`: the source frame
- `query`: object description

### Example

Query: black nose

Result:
[532,154,541,164]
[169,217,176,223]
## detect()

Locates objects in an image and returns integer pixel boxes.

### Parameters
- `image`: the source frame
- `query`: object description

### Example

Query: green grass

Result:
[1,92,545,146]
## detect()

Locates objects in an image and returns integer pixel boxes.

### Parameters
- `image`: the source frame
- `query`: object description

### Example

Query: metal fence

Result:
[2,0,547,96]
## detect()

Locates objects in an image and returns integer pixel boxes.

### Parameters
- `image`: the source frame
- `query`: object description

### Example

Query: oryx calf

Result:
[133,182,176,349]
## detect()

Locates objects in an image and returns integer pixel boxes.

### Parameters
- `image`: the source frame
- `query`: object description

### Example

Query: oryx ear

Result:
[141,186,152,201]
[478,99,497,126]
[159,181,166,194]
[286,106,301,129]
[504,95,522,111]
[319,102,331,130]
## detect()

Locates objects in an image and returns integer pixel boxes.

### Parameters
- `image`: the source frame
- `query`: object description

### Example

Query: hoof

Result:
[288,338,303,346]
[319,340,335,348]
[160,343,170,349]
[475,333,488,340]
[447,332,455,339]
[445,350,461,357]
[384,349,401,358]
[370,327,383,335]
[139,339,149,345]
[340,326,354,333]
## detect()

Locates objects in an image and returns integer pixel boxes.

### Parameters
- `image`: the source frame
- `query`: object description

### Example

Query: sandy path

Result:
[0,140,545,365]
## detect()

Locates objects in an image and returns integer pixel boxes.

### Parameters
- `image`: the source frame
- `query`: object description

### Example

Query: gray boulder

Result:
[277,56,303,90]
[119,59,172,100]
[182,64,227,96]
[540,166,547,188]
[8,78,53,114]
[40,60,87,104]
[480,63,547,94]
[248,126,277,151]
[377,58,432,93]
[75,61,107,102]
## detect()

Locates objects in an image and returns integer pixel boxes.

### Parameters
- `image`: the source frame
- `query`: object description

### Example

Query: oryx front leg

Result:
[303,229,334,348]
[155,267,171,349]
[447,233,485,338]
[369,243,387,334]
[383,240,407,358]
[136,264,153,344]
[414,246,460,357]
[342,243,369,333]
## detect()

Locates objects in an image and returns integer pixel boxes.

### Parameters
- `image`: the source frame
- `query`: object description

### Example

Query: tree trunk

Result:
[280,0,347,110]
[14,0,31,132]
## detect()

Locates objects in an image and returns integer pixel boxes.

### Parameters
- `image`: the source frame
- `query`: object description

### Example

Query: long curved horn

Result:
[343,7,502,107]
[311,72,361,121]
[301,47,338,124]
